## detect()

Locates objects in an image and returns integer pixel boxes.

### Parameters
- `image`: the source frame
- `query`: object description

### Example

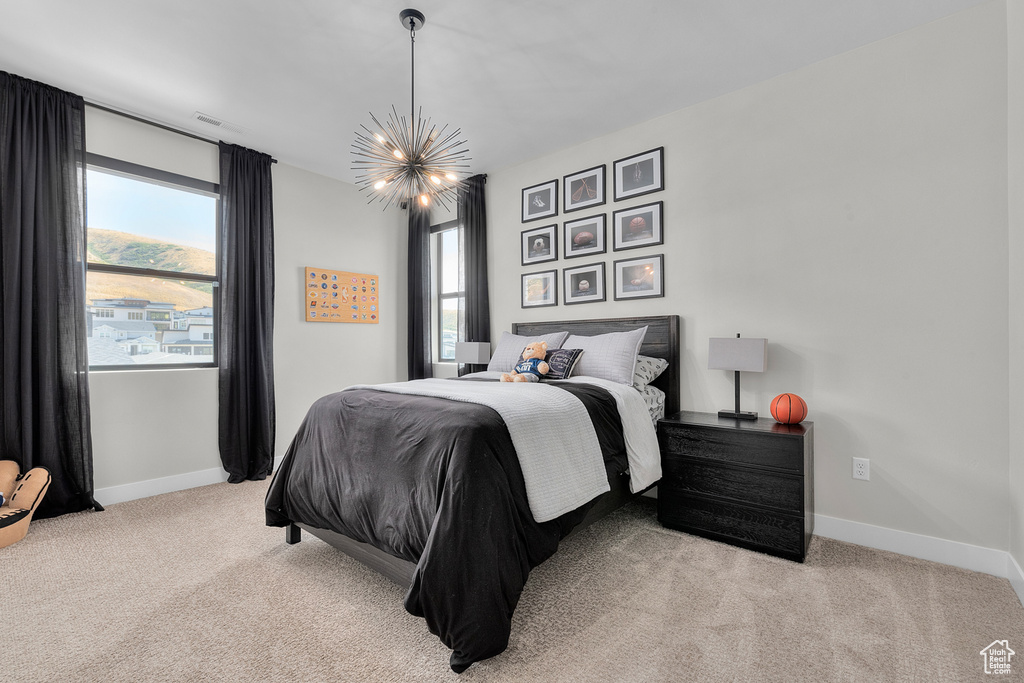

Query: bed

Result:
[265,314,680,672]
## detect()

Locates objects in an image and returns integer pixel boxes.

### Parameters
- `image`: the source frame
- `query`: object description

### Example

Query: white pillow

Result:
[563,326,648,386]
[633,355,669,389]
[486,330,569,372]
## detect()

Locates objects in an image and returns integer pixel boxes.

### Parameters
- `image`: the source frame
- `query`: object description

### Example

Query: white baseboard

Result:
[815,513,1011,580]
[94,467,230,506]
[1007,552,1024,607]
[94,456,285,507]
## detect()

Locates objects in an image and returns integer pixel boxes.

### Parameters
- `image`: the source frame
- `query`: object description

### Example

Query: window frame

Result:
[431,218,463,363]
[85,153,221,371]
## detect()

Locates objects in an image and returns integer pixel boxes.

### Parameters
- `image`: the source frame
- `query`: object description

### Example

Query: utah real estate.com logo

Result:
[980,640,1014,675]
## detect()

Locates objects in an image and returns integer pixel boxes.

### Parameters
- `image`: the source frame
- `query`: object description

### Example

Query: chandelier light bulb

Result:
[430,175,441,184]
[420,194,430,206]
[445,173,457,181]
[374,180,387,190]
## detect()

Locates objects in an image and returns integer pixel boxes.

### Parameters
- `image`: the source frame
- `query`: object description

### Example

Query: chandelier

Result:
[352,9,471,210]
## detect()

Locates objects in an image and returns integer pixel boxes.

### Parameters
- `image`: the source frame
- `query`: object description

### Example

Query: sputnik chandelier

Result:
[352,8,471,210]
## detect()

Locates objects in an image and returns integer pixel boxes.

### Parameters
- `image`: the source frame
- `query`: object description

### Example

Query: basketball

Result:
[629,216,646,233]
[770,393,807,424]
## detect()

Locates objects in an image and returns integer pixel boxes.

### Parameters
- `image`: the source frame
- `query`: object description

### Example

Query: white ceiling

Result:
[0,0,990,184]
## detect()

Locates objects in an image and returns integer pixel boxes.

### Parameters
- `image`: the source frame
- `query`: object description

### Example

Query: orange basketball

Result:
[770,393,807,424]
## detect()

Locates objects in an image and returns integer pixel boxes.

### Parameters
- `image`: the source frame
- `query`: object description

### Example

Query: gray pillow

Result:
[564,326,648,386]
[486,330,569,372]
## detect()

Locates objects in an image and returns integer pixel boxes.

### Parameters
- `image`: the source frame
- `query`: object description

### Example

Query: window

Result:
[85,154,219,369]
[431,220,464,363]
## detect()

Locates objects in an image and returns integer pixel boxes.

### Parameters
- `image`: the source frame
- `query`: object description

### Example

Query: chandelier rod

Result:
[409,17,416,126]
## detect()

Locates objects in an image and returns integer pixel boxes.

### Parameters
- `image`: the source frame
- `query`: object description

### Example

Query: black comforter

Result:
[265,379,626,672]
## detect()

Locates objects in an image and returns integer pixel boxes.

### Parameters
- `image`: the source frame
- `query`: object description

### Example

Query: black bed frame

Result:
[286,314,681,588]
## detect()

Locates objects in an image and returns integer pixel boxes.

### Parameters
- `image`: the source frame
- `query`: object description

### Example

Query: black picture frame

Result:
[521,179,558,223]
[563,164,606,213]
[521,269,558,308]
[563,213,606,260]
[521,224,557,266]
[613,147,664,201]
[563,262,606,305]
[612,201,663,251]
[613,254,664,300]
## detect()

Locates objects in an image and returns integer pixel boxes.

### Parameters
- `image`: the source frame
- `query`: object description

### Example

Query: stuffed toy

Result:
[500,341,550,383]
[0,460,51,550]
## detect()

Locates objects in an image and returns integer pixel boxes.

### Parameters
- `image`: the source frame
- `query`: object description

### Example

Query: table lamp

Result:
[455,341,491,372]
[708,334,767,420]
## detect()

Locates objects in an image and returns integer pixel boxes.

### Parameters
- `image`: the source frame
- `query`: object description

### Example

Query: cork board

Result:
[305,266,379,323]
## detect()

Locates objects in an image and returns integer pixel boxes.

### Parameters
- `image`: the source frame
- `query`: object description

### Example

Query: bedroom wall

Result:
[272,164,407,458]
[487,2,1010,551]
[1008,0,1024,579]
[86,108,405,496]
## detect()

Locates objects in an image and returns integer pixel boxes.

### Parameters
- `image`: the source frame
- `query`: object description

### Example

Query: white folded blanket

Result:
[558,376,662,493]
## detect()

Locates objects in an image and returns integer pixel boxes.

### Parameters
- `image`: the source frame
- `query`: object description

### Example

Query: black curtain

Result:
[0,72,99,518]
[217,142,275,483]
[408,204,433,380]
[458,175,490,376]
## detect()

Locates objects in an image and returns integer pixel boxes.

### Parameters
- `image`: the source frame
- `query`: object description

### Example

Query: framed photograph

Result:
[612,201,663,251]
[563,164,606,213]
[613,147,664,201]
[563,214,606,260]
[521,224,557,266]
[522,179,558,223]
[521,270,557,308]
[563,262,606,305]
[613,254,664,300]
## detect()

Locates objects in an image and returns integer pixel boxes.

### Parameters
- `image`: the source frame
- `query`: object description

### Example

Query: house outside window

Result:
[430,219,464,363]
[85,154,219,369]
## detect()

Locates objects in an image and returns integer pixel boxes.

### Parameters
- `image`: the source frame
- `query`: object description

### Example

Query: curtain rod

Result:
[85,101,278,164]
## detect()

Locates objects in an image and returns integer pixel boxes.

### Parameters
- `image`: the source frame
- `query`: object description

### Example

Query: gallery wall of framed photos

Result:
[518,147,665,308]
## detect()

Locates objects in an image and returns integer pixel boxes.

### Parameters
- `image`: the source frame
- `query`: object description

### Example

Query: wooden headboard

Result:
[512,315,681,416]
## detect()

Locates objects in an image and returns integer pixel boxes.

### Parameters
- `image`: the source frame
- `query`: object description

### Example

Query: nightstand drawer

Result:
[659,422,803,472]
[658,489,804,558]
[660,457,803,513]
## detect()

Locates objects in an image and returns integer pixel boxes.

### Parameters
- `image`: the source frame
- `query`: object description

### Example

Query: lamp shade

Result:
[455,341,491,365]
[708,337,767,372]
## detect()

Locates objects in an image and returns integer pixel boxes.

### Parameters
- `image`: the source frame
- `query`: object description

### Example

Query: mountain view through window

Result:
[85,162,218,368]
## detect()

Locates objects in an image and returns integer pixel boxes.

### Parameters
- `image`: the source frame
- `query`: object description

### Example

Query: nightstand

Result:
[657,411,814,562]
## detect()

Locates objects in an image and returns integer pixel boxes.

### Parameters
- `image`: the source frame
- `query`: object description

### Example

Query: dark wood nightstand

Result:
[657,411,814,562]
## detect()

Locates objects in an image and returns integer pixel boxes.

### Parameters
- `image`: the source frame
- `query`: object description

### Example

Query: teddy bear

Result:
[0,460,51,550]
[500,341,550,383]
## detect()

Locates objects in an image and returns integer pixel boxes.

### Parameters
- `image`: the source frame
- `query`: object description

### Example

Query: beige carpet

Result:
[4,480,1023,682]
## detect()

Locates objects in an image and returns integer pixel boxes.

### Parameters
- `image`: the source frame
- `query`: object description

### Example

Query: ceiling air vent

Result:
[192,111,249,135]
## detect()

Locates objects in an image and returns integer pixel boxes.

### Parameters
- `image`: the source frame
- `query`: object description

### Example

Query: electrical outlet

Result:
[852,457,870,481]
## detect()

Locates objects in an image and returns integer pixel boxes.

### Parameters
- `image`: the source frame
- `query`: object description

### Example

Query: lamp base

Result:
[718,410,758,421]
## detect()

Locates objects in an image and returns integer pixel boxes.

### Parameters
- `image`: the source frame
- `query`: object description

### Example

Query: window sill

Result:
[89,364,217,373]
